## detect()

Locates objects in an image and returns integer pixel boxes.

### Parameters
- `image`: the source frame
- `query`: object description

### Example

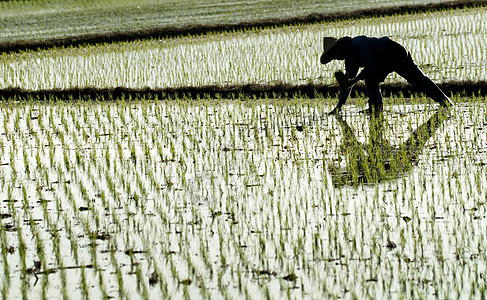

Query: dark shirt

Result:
[344,36,390,81]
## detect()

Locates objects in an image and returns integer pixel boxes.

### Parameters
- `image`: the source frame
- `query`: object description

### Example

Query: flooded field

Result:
[1,7,485,90]
[1,95,486,299]
[0,0,458,44]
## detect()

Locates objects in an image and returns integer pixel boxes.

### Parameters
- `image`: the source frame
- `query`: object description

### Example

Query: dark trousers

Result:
[366,40,449,108]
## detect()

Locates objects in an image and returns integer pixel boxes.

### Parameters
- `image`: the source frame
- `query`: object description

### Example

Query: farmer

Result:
[320,35,454,114]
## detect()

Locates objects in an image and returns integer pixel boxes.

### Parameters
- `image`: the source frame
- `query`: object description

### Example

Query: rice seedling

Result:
[2,94,483,298]
[0,2,487,295]
[1,0,454,45]
[0,7,485,90]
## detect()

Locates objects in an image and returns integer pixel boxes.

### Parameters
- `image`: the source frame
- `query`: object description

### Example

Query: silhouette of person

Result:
[329,107,451,186]
[320,36,454,114]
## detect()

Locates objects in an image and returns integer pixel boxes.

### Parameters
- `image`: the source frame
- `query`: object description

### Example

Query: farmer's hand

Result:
[334,71,353,88]
[328,105,342,115]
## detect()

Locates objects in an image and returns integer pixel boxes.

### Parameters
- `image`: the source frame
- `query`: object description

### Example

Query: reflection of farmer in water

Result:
[320,36,454,114]
[330,108,450,186]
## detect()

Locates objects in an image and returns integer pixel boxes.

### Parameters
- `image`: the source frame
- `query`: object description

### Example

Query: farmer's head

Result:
[320,36,351,64]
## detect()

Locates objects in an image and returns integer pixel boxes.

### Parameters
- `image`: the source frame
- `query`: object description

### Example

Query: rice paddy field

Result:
[0,0,453,43]
[1,7,486,90]
[1,1,487,299]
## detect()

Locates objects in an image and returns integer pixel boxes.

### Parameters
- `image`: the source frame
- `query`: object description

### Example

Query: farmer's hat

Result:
[320,36,351,64]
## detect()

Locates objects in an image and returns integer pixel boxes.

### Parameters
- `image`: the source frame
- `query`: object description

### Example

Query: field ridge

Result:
[1,0,485,54]
[2,80,486,101]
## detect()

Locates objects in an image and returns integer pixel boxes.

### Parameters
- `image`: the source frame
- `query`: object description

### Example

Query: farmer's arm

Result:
[329,59,358,114]
[351,67,370,83]
[338,57,362,88]
[329,86,352,114]
[345,61,359,82]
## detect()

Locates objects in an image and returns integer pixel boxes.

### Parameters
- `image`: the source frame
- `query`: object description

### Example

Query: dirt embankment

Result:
[1,81,486,101]
[1,0,485,54]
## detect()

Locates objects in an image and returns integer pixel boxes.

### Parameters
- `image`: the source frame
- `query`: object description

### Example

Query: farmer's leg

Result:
[365,78,383,112]
[390,42,453,106]
[399,66,452,106]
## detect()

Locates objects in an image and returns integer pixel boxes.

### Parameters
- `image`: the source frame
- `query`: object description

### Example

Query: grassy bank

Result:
[2,80,487,102]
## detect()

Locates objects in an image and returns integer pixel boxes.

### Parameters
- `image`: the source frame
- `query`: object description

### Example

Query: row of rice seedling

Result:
[0,95,486,299]
[0,7,485,91]
[0,0,451,43]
